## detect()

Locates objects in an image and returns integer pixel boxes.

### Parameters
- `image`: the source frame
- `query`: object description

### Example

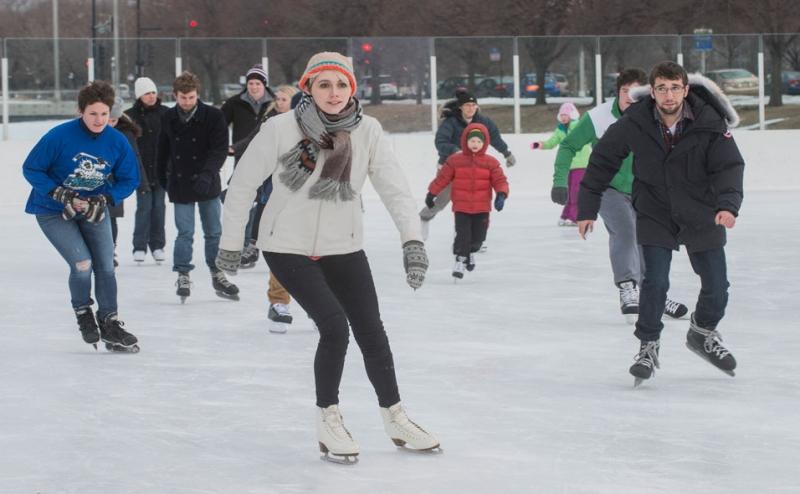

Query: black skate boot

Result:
[212,269,240,301]
[664,298,689,319]
[685,314,736,376]
[240,240,259,269]
[268,303,293,334]
[465,253,476,272]
[75,306,100,349]
[629,339,660,387]
[452,256,466,280]
[176,272,191,304]
[617,280,639,325]
[97,312,139,353]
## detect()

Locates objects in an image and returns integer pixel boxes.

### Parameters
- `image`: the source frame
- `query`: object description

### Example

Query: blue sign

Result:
[694,36,712,52]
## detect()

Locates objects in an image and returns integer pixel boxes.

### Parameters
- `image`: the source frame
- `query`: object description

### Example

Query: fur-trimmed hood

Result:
[629,74,740,129]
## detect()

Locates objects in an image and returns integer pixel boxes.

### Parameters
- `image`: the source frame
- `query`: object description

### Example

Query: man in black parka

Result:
[576,62,744,385]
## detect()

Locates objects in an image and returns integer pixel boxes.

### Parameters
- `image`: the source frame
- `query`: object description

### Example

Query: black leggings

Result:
[263,250,400,408]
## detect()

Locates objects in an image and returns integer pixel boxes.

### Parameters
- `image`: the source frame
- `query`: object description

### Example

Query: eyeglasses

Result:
[654,85,685,95]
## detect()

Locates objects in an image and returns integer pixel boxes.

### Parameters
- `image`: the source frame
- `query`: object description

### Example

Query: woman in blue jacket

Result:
[22,81,141,352]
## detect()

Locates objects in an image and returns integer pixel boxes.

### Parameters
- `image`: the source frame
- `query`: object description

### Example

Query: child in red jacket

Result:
[426,123,509,279]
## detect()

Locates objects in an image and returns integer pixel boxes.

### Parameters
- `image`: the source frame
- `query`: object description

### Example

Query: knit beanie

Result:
[110,96,124,119]
[455,89,477,106]
[134,77,157,99]
[298,52,357,97]
[246,64,268,87]
[466,127,486,142]
[558,101,580,121]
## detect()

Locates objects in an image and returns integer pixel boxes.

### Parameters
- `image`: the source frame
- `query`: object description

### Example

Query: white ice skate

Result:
[317,405,359,465]
[152,249,166,264]
[380,402,441,453]
[452,256,466,280]
[133,250,146,263]
[268,303,293,334]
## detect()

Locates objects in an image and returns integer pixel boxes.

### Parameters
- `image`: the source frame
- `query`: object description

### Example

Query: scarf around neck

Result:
[277,93,363,201]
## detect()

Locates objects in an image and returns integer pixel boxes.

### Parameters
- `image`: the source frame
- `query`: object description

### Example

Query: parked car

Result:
[221,83,244,99]
[551,73,570,96]
[357,75,415,100]
[766,70,800,95]
[519,73,560,98]
[705,69,758,95]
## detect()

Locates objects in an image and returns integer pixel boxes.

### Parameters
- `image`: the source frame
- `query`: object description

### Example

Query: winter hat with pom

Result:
[298,52,357,97]
[134,77,157,99]
[246,64,268,86]
[558,101,580,121]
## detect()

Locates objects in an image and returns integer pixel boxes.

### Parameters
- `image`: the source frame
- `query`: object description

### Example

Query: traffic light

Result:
[188,19,199,28]
[361,43,373,53]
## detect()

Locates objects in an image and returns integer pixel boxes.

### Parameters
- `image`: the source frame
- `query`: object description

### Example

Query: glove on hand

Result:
[84,195,108,223]
[494,192,506,212]
[425,192,436,210]
[215,249,242,276]
[50,186,78,220]
[550,186,568,206]
[531,142,542,150]
[402,240,428,290]
[505,153,517,167]
[192,172,215,196]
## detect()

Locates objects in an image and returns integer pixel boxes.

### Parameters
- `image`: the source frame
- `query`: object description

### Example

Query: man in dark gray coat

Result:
[577,62,744,385]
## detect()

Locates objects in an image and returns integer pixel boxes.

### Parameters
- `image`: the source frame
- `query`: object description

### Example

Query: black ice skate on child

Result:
[97,312,139,353]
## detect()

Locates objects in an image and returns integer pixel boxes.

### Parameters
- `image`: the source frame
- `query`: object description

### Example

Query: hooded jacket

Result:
[428,123,509,214]
[435,100,510,165]
[578,74,744,252]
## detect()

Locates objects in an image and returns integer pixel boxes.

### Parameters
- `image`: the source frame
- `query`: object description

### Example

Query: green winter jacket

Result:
[540,120,591,170]
[553,98,633,194]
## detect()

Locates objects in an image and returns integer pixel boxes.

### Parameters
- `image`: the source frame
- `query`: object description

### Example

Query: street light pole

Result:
[53,0,61,101]
[112,0,120,89]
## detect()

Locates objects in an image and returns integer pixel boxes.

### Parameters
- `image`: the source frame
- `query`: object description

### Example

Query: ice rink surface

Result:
[1,123,798,493]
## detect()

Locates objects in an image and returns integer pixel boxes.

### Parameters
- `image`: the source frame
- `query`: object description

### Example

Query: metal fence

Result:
[3,34,800,139]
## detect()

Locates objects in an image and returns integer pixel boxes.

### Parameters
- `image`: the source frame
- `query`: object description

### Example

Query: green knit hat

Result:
[467,128,486,142]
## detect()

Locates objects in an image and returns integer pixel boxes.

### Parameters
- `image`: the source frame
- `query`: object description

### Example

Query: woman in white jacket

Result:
[215,52,439,464]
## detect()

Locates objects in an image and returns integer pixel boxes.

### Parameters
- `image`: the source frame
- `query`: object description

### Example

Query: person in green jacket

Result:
[531,102,591,226]
[552,69,688,324]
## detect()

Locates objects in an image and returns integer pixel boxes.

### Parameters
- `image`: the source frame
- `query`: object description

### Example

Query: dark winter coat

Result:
[108,115,145,217]
[230,107,278,159]
[435,100,510,165]
[429,123,509,214]
[157,101,229,204]
[578,75,744,253]
[124,98,169,190]
[221,91,271,162]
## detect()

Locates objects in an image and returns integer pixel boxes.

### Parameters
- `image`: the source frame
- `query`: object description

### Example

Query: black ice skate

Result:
[75,306,100,349]
[617,280,639,325]
[97,312,139,353]
[212,269,240,301]
[630,339,660,387]
[664,298,689,319]
[240,240,259,269]
[268,303,293,334]
[176,272,191,304]
[465,252,476,272]
[452,256,467,280]
[685,314,736,376]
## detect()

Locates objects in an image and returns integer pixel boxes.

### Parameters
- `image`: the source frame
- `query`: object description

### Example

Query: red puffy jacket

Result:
[428,123,509,214]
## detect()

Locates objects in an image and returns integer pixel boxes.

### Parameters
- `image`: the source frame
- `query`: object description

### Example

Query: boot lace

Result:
[213,270,234,288]
[619,281,639,306]
[176,274,192,290]
[690,324,730,359]
[633,341,660,370]
[664,298,683,315]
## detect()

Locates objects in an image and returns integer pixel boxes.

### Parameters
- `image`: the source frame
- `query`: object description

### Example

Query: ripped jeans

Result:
[36,211,118,320]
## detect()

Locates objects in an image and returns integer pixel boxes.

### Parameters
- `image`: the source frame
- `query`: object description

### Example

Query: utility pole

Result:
[112,0,120,89]
[53,0,61,101]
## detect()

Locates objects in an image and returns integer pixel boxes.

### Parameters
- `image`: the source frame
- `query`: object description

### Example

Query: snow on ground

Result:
[0,122,798,494]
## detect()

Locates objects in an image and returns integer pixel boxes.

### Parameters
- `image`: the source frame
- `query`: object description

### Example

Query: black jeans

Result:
[264,250,400,408]
[453,212,489,257]
[635,245,729,342]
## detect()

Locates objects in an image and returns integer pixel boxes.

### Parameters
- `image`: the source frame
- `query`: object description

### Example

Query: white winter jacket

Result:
[220,111,422,256]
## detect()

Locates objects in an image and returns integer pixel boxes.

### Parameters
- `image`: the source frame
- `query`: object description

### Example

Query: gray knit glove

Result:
[215,249,241,276]
[505,152,517,167]
[402,240,428,290]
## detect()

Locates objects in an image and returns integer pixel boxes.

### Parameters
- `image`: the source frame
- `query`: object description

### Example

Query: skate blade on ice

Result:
[105,343,140,353]
[319,442,358,465]
[684,342,736,377]
[268,321,290,334]
[391,438,443,454]
[215,291,240,301]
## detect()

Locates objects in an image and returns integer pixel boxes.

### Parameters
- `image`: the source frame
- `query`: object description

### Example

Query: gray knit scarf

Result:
[278,93,362,201]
